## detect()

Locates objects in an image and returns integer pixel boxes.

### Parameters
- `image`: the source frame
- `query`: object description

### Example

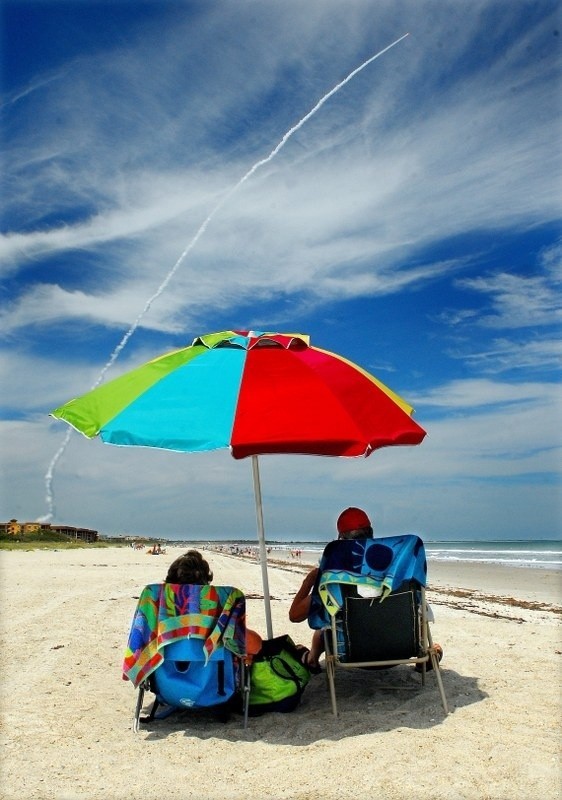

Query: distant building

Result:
[0,518,98,543]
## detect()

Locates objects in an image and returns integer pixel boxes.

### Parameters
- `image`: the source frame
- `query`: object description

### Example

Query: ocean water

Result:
[423,540,562,570]
[269,539,562,570]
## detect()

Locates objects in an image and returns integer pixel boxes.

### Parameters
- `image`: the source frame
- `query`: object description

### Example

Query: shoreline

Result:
[205,545,562,611]
[1,541,559,609]
[428,558,561,609]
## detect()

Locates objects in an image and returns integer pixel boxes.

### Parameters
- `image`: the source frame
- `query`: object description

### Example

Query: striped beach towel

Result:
[123,583,246,687]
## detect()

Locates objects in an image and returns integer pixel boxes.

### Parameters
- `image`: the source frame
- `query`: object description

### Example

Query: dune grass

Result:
[0,538,123,551]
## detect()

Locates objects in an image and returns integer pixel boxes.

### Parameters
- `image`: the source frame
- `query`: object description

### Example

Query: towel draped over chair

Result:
[309,534,427,628]
[123,583,247,688]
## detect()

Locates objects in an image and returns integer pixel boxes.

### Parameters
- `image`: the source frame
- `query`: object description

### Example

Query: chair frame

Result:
[323,585,448,716]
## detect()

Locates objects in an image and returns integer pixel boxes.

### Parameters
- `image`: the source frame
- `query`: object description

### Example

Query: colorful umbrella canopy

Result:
[51,330,426,456]
[51,330,426,638]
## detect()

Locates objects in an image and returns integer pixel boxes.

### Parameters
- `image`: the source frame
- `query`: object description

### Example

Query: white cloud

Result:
[434,238,562,373]
[457,270,562,329]
[2,2,560,338]
[459,336,562,373]
[413,378,561,410]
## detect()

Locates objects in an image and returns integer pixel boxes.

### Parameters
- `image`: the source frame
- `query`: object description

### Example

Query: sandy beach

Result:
[1,545,560,800]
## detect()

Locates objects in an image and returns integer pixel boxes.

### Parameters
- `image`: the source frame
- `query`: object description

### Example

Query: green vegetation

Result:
[1,531,73,543]
[0,532,112,550]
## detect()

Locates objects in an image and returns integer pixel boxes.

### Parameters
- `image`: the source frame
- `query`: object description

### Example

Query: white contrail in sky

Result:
[44,33,410,521]
[0,70,66,110]
[93,33,410,387]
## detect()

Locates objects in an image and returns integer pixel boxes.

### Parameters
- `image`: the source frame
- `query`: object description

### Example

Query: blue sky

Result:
[1,0,560,542]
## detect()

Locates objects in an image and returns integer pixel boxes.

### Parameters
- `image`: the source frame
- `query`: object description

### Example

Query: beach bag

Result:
[248,635,311,715]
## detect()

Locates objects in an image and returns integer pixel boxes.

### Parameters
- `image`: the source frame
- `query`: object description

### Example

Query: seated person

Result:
[289,507,373,670]
[289,509,443,671]
[166,550,263,659]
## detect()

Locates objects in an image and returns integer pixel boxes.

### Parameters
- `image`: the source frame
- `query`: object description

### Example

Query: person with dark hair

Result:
[289,507,374,671]
[165,549,263,658]
[165,549,214,584]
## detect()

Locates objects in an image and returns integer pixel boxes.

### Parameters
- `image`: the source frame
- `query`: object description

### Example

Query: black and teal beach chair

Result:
[309,535,449,716]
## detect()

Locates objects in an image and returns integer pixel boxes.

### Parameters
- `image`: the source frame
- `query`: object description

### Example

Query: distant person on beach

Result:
[165,550,263,659]
[289,507,374,670]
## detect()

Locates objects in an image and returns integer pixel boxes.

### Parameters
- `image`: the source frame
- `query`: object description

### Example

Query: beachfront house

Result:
[0,519,99,543]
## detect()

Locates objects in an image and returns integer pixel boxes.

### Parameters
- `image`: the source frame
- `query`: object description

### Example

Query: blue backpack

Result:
[149,637,237,710]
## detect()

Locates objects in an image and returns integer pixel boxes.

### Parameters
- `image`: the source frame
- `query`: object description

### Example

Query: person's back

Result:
[289,507,374,669]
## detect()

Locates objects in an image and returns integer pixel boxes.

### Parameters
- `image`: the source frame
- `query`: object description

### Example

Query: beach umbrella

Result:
[50,330,426,638]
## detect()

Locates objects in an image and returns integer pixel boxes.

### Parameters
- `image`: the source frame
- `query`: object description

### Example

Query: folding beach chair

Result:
[123,583,251,731]
[309,535,448,717]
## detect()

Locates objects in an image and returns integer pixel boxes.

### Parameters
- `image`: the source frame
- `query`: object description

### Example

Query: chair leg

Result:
[424,604,448,714]
[431,656,449,714]
[133,685,145,733]
[325,655,338,717]
[419,659,427,685]
[242,661,251,729]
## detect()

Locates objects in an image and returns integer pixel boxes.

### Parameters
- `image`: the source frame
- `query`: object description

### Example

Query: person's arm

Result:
[289,567,319,622]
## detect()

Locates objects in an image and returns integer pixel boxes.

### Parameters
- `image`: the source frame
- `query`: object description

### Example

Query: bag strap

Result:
[270,655,306,694]
[217,660,226,696]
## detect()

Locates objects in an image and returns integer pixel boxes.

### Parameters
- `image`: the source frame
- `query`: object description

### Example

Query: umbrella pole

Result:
[251,455,274,640]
